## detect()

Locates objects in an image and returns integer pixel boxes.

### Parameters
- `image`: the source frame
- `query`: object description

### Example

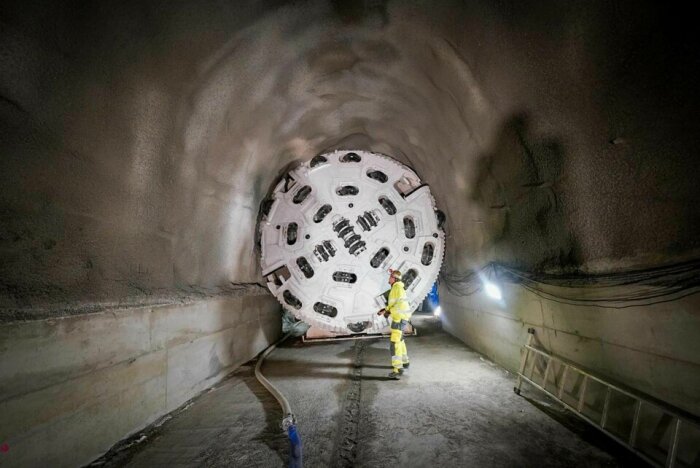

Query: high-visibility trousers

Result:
[389,319,410,373]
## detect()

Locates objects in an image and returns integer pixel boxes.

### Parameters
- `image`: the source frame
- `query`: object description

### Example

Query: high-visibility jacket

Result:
[385,281,410,322]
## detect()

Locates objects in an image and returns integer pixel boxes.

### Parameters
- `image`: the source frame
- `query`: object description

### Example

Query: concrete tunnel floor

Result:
[91,315,646,467]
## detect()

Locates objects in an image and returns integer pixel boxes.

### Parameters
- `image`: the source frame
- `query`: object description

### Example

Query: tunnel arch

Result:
[2,3,700,465]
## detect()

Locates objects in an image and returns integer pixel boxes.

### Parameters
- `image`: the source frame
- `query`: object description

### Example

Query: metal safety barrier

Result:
[515,328,700,468]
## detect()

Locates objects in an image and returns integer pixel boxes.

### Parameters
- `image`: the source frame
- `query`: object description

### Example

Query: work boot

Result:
[402,363,410,369]
[387,371,401,380]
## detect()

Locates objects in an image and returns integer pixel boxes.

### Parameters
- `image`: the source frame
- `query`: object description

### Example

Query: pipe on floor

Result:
[254,332,303,468]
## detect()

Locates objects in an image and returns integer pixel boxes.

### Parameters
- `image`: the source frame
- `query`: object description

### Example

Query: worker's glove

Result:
[377,309,389,318]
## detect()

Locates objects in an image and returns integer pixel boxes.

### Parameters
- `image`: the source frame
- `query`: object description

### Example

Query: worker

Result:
[377,269,411,380]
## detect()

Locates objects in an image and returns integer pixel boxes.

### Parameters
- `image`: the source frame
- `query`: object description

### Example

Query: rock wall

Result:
[2,1,698,314]
[1,0,699,464]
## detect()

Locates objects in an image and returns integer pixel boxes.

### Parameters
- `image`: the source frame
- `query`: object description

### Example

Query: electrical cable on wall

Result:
[440,259,700,308]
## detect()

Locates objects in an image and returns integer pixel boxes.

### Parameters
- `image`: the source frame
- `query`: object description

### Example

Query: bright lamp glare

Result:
[484,282,502,300]
[433,306,442,317]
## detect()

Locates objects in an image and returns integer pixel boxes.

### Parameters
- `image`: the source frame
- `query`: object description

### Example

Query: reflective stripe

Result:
[387,282,410,313]
[391,319,409,330]
[390,330,407,370]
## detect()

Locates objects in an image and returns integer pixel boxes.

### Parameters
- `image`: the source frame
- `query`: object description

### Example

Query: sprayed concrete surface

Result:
[442,284,700,417]
[2,2,699,450]
[93,315,643,467]
[0,294,281,468]
[1,2,698,466]
[2,0,700,312]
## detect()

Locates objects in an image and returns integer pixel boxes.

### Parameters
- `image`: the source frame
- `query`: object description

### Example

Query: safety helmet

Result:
[389,269,402,280]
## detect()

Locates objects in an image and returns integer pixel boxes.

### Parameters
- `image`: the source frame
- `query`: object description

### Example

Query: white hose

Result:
[254,332,293,416]
[254,331,303,467]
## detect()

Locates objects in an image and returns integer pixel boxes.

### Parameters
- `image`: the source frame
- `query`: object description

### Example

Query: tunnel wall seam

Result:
[0,283,270,324]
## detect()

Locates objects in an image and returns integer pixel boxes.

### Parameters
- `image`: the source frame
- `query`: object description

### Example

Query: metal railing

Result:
[515,328,699,468]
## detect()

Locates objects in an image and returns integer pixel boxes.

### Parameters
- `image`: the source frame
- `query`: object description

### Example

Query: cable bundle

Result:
[441,259,700,308]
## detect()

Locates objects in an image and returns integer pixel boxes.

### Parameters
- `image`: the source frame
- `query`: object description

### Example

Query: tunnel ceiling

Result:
[1,0,699,317]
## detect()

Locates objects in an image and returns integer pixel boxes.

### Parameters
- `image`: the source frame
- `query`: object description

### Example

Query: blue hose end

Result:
[287,424,303,468]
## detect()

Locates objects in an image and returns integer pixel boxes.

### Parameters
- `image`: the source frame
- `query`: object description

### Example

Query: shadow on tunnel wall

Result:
[330,0,389,26]
[470,113,580,273]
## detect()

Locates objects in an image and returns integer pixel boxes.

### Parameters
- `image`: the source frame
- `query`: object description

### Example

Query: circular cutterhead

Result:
[259,150,445,334]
